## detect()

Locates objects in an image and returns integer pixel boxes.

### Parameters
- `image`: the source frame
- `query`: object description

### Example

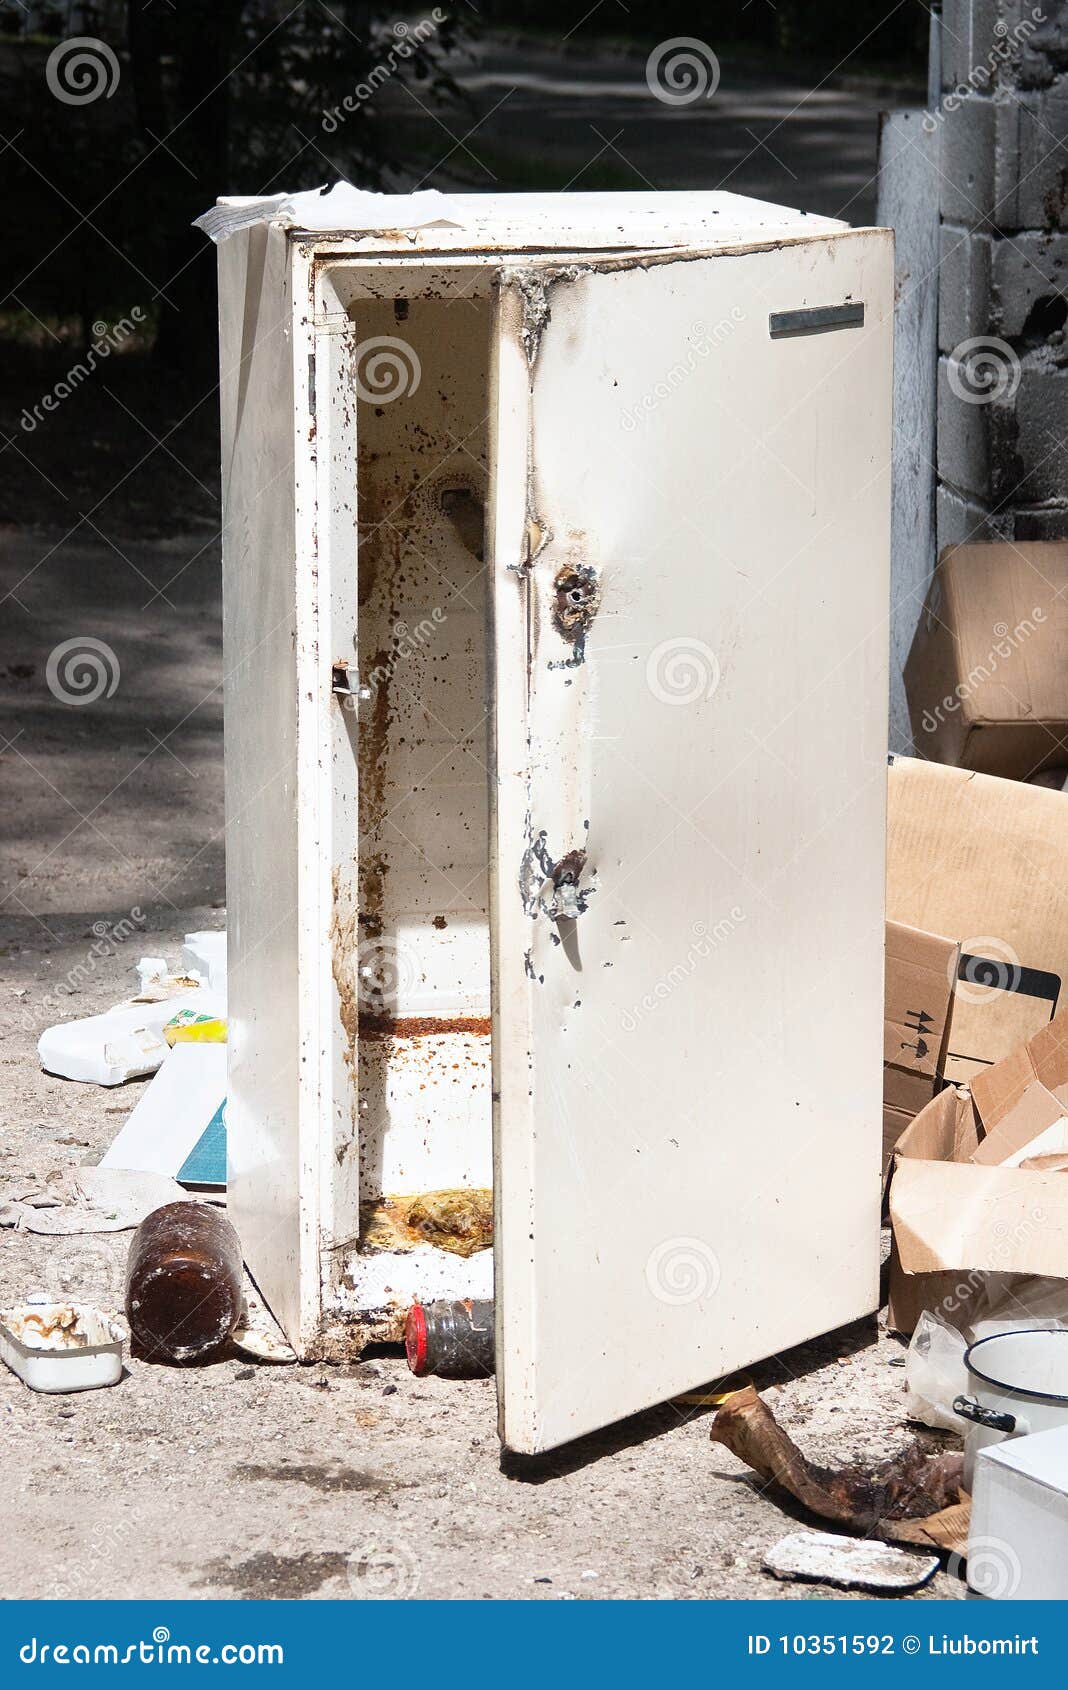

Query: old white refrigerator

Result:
[214,190,893,1454]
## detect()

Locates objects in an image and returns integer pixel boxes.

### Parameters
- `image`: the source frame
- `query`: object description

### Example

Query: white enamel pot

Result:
[956,1328,1068,1486]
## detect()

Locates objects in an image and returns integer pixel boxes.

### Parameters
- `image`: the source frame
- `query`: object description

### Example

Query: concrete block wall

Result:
[937,0,1068,547]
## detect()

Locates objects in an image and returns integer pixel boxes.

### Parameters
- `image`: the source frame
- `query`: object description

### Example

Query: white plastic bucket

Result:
[957,1328,1068,1485]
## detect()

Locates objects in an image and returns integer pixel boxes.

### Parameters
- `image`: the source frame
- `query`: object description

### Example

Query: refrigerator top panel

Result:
[203,185,849,256]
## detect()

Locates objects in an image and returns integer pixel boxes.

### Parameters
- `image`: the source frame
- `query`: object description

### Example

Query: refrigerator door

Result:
[488,231,893,1454]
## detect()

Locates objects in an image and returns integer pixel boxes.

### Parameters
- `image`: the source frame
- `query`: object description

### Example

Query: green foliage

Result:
[0,2,465,370]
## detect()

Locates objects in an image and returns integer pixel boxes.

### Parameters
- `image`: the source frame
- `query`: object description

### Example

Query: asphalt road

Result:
[366,35,902,226]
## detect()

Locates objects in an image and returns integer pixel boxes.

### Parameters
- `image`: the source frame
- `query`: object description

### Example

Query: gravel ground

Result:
[0,520,965,1604]
[0,915,962,1604]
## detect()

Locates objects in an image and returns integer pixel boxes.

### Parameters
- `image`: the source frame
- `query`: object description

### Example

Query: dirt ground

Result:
[0,527,961,1603]
[0,923,961,1605]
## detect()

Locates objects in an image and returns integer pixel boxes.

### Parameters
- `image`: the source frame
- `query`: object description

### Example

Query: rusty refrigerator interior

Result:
[217,191,893,1454]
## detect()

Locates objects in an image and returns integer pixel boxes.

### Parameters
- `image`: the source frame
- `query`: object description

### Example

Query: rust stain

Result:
[359,1189,493,1257]
[330,866,358,1061]
[550,560,600,669]
[359,1013,492,1041]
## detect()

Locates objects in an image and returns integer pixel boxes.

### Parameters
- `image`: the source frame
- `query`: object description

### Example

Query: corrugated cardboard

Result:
[905,539,1068,779]
[888,1012,1068,1333]
[883,919,957,1118]
[969,1015,1068,1168]
[887,757,1065,1080]
[883,1103,912,1174]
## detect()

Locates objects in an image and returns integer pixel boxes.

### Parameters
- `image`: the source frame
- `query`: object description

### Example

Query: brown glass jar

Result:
[125,1202,243,1362]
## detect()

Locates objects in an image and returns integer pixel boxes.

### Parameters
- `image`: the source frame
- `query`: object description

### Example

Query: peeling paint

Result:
[519,823,594,921]
[506,263,589,368]
[549,562,600,668]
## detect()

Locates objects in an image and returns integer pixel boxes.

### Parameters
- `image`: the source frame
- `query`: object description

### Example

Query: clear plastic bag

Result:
[905,1278,1068,1432]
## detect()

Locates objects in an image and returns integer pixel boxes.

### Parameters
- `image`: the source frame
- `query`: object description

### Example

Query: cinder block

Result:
[1017,5,1068,91]
[940,92,998,225]
[995,76,1068,228]
[939,224,994,348]
[990,229,1068,338]
[935,482,1008,552]
[938,354,995,498]
[941,0,1005,92]
[1014,504,1068,540]
[1010,357,1068,501]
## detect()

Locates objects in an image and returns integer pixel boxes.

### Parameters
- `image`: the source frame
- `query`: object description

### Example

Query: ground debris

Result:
[763,1530,939,1593]
[711,1384,966,1545]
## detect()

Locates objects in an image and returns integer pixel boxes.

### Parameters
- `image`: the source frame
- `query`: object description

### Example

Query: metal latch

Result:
[331,665,370,705]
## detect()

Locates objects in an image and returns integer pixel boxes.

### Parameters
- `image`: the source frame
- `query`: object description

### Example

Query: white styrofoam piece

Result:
[0,1304,124,1393]
[195,185,461,242]
[99,1044,226,1179]
[136,957,170,991]
[37,986,224,1086]
[764,1531,938,1593]
[970,1424,1068,1598]
[181,930,228,994]
[197,183,845,248]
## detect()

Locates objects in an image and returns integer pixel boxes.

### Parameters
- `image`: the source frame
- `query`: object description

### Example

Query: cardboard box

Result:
[905,539,1068,779]
[887,756,1065,1082]
[888,1011,1068,1334]
[882,1103,912,1173]
[969,1016,1068,1168]
[970,1426,1068,1599]
[884,920,957,1119]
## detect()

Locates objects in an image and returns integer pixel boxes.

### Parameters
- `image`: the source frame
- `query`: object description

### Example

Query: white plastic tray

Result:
[0,1303,125,1393]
